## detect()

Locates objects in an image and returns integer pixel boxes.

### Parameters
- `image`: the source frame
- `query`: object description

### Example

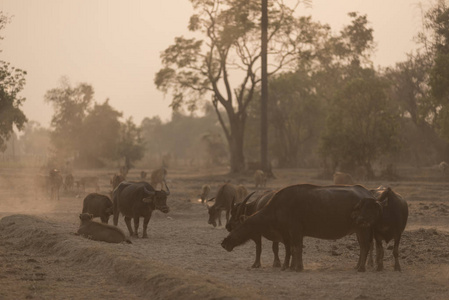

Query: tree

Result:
[155,0,325,173]
[78,99,122,167]
[0,13,27,152]
[45,78,94,159]
[320,69,401,178]
[117,118,145,170]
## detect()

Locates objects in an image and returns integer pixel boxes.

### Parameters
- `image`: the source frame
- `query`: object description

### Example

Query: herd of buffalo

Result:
[73,168,408,273]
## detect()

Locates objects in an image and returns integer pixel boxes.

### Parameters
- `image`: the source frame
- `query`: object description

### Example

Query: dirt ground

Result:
[1,166,449,300]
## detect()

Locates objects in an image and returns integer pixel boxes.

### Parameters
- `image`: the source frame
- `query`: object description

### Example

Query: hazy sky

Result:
[1,0,425,128]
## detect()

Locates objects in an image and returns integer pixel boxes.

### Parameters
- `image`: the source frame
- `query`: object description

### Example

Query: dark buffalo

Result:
[221,184,382,272]
[207,183,246,227]
[112,181,170,238]
[226,190,281,268]
[371,186,408,271]
[82,193,113,224]
[77,213,131,243]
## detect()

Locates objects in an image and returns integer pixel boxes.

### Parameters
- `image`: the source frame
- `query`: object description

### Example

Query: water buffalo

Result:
[110,173,125,190]
[226,190,281,268]
[199,184,211,204]
[370,186,408,271]
[333,171,354,185]
[77,213,131,243]
[112,181,170,238]
[254,170,267,188]
[63,173,74,191]
[207,183,246,227]
[140,171,147,180]
[150,167,167,190]
[221,184,382,272]
[82,193,113,224]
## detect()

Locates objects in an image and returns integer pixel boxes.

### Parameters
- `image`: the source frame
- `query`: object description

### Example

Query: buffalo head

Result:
[352,197,383,228]
[206,197,218,227]
[142,181,170,213]
[225,192,255,232]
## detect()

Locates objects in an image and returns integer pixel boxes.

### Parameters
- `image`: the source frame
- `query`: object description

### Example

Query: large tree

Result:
[155,0,325,173]
[0,12,27,152]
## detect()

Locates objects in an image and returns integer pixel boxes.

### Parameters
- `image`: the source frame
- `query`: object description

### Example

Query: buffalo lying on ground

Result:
[78,213,131,243]
[226,190,280,268]
[370,186,408,271]
[221,184,382,272]
[207,183,247,227]
[112,181,170,238]
[82,193,113,224]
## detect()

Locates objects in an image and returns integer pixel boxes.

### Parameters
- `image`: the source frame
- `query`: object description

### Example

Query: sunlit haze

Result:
[1,0,424,128]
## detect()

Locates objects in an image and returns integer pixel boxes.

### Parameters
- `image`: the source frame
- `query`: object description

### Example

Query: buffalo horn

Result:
[236,191,255,218]
[143,186,156,196]
[163,180,170,195]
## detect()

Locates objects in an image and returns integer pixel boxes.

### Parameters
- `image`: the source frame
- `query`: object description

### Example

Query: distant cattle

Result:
[49,169,63,200]
[77,213,131,244]
[254,170,267,188]
[63,173,74,192]
[221,184,382,272]
[199,184,211,204]
[207,183,247,227]
[150,167,167,190]
[333,171,354,185]
[119,166,129,178]
[110,174,125,190]
[34,174,49,197]
[77,176,100,193]
[370,186,408,271]
[140,171,147,180]
[82,193,113,224]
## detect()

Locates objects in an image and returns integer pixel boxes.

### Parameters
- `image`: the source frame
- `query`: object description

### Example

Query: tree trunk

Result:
[228,117,246,173]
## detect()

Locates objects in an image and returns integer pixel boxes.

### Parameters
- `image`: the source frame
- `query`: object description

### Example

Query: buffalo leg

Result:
[375,238,384,271]
[368,240,374,267]
[218,211,222,227]
[133,217,140,237]
[142,216,151,239]
[356,229,372,272]
[291,235,304,272]
[272,242,281,268]
[100,215,109,224]
[124,216,134,236]
[252,235,262,268]
[113,211,119,226]
[281,235,291,270]
[393,236,402,271]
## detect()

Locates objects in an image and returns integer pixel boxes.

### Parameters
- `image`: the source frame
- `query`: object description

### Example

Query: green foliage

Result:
[117,117,145,170]
[0,13,27,152]
[320,69,401,176]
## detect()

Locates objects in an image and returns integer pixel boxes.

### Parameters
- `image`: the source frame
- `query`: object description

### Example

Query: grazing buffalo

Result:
[199,184,211,204]
[207,183,245,227]
[333,171,354,185]
[82,193,113,224]
[112,181,170,238]
[77,213,131,244]
[150,167,167,190]
[371,186,408,271]
[221,184,382,272]
[226,190,281,268]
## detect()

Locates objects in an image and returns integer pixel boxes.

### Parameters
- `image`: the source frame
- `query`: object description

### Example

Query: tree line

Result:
[2,1,449,178]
